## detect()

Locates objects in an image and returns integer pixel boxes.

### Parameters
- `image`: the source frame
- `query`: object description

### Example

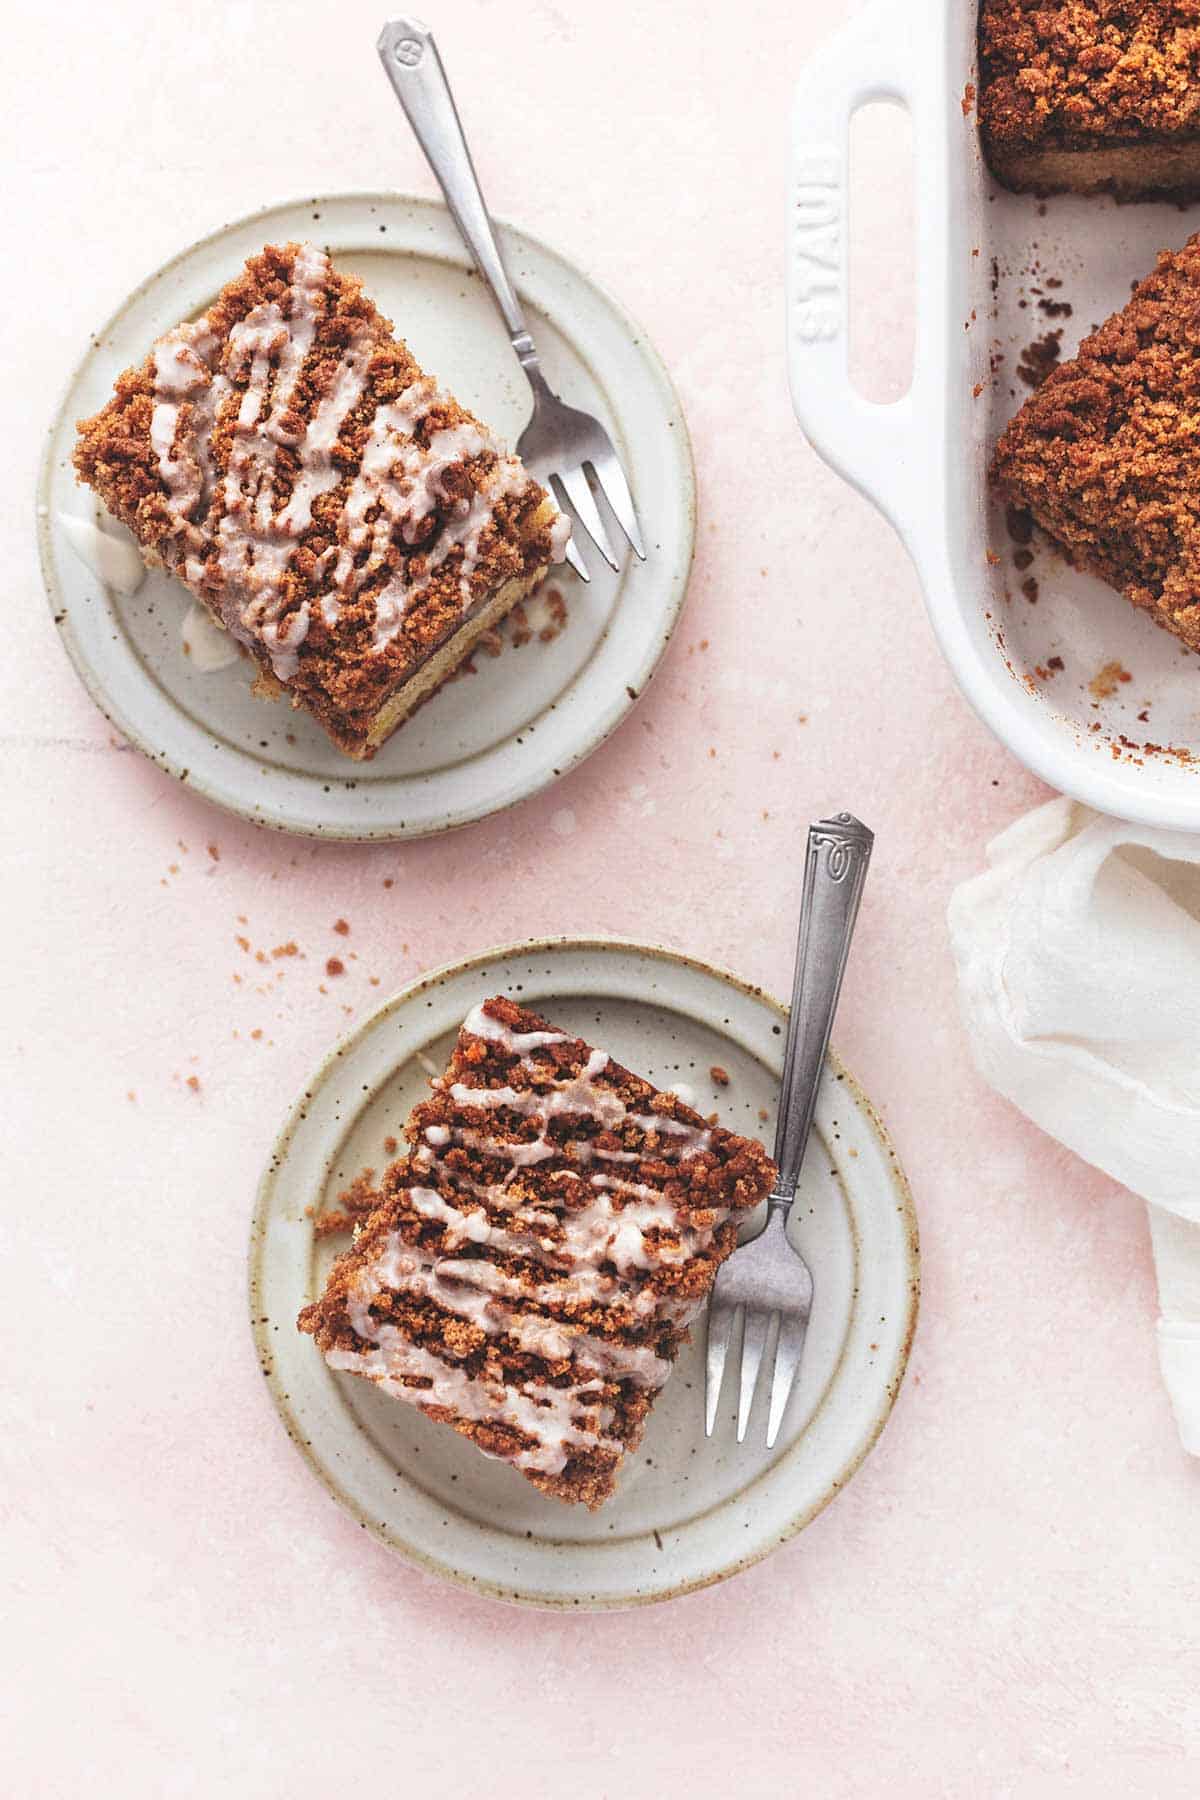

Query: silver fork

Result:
[706,812,874,1448]
[377,17,646,583]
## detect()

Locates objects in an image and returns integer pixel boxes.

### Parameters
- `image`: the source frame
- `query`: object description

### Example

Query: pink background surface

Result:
[6,0,1198,1793]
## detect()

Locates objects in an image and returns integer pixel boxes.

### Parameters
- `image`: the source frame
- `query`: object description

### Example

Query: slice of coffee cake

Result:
[74,242,569,757]
[992,232,1200,652]
[298,996,775,1508]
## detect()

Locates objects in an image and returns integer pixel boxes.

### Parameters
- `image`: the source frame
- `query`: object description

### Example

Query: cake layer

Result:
[74,242,569,757]
[979,2,1200,199]
[359,563,551,751]
[298,996,776,1508]
[992,232,1200,651]
[989,139,1200,202]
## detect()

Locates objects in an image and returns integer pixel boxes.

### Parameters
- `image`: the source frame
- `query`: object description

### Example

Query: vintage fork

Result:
[706,812,874,1448]
[377,17,646,583]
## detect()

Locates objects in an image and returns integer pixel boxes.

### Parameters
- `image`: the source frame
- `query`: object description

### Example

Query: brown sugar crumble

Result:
[73,242,568,760]
[333,918,350,936]
[297,995,775,1508]
[313,1167,381,1238]
[325,957,345,977]
[709,1065,731,1086]
[979,3,1200,200]
[993,235,1200,657]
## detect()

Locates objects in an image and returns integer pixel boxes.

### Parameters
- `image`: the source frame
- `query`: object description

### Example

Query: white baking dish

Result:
[789,0,1200,830]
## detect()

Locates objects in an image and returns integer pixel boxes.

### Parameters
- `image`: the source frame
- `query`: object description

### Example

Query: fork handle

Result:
[770,812,873,1210]
[377,17,536,366]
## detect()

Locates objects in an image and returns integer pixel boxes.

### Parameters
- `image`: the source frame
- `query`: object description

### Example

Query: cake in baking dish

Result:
[979,2,1200,200]
[298,996,776,1508]
[992,232,1200,652]
[74,242,569,758]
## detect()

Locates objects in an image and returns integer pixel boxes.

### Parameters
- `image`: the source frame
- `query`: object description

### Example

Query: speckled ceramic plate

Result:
[251,939,918,1609]
[37,193,694,839]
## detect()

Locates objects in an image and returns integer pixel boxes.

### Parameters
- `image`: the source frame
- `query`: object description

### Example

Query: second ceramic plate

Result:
[39,193,695,839]
[251,939,919,1609]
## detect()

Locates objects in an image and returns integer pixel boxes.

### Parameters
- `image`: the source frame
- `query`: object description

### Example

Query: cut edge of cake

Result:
[983,140,1200,204]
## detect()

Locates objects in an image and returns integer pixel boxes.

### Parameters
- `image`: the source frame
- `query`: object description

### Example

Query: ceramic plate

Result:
[38,194,694,839]
[251,939,919,1609]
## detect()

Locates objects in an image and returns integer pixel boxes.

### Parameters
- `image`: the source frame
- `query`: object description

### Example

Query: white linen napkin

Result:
[948,797,1200,1454]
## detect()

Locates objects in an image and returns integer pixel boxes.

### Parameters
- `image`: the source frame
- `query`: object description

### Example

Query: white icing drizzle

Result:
[181,601,240,672]
[632,1113,713,1150]
[57,514,146,596]
[456,1129,560,1169]
[548,507,573,563]
[210,243,356,679]
[328,1306,621,1476]
[453,1005,712,1151]
[319,1008,741,1479]
[142,244,543,684]
[430,1087,711,1174]
[448,1049,624,1128]
[150,323,220,520]
[365,431,532,653]
[460,1001,568,1053]
[407,1181,706,1275]
[371,1235,671,1387]
[432,1247,657,1321]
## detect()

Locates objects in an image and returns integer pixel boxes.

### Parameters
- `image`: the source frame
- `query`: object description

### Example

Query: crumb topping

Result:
[298,996,775,1508]
[992,232,1200,650]
[980,3,1200,154]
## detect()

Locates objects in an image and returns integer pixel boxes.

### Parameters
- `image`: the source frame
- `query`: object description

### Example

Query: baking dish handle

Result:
[787,0,922,544]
